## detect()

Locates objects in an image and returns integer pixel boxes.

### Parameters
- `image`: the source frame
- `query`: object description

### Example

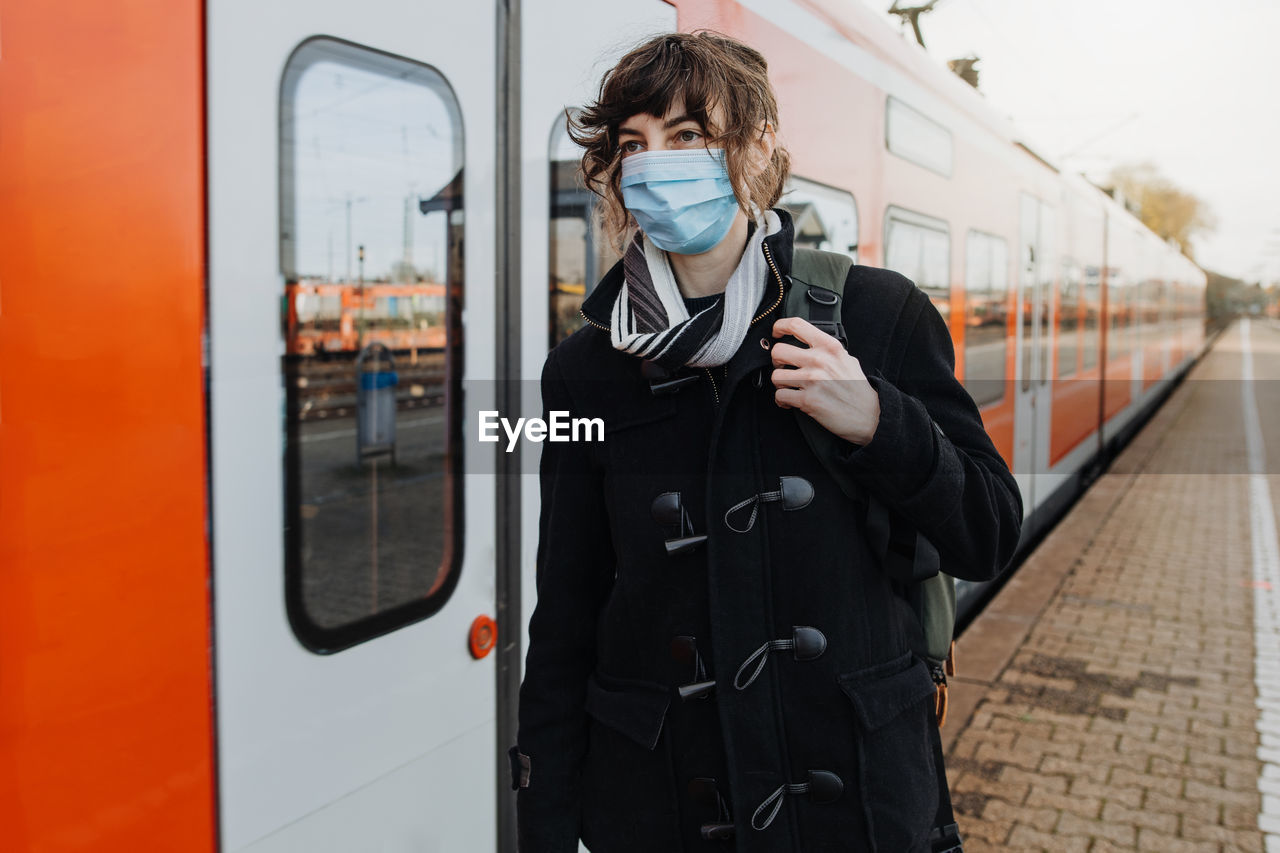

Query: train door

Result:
[514,8,677,851]
[1013,193,1054,514]
[207,3,498,850]
[518,0,678,657]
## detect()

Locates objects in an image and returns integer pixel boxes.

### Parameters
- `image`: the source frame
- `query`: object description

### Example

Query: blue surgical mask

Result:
[620,148,740,255]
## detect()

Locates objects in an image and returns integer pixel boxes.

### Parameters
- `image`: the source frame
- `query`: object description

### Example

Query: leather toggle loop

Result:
[750,771,844,830]
[723,477,814,533]
[651,491,683,526]
[691,776,735,839]
[642,359,700,396]
[733,641,777,690]
[670,635,698,665]
[673,635,711,700]
[687,777,719,809]
[806,769,843,804]
[750,784,787,831]
[723,493,764,534]
[792,625,828,661]
[778,476,814,510]
[733,626,827,690]
[653,491,708,556]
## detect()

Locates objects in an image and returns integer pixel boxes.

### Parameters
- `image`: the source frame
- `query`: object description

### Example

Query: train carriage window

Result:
[779,177,859,263]
[884,206,951,320]
[963,231,1009,407]
[885,96,953,178]
[280,38,464,651]
[549,111,620,349]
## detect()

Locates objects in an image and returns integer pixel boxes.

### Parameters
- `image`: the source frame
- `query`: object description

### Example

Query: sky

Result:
[287,53,460,284]
[861,0,1280,283]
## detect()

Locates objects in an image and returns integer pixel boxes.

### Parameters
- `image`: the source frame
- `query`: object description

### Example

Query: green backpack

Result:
[786,247,957,723]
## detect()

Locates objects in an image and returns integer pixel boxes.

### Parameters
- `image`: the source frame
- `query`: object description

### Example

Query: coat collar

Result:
[579,208,797,331]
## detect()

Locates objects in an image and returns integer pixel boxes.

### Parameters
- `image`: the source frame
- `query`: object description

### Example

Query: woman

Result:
[513,31,1022,853]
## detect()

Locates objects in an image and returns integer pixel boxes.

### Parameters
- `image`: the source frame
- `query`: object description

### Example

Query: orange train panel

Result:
[1050,375,1102,466]
[0,1,215,850]
[1103,356,1134,420]
[1143,341,1167,390]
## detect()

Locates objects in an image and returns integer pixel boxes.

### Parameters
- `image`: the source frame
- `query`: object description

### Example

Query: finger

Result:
[774,386,805,410]
[772,316,841,353]
[771,366,821,388]
[769,341,818,369]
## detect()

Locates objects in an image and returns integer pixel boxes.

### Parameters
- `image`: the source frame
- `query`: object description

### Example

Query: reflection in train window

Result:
[1057,256,1081,379]
[549,111,620,349]
[885,206,950,319]
[280,38,464,651]
[779,177,858,263]
[963,231,1008,407]
[885,96,953,178]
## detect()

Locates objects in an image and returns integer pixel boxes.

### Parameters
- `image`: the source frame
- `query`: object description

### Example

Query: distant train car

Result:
[0,0,1205,850]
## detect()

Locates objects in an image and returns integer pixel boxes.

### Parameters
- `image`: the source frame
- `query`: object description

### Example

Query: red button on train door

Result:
[469,615,497,659]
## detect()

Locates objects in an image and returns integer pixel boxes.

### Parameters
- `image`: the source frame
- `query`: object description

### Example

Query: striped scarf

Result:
[609,209,781,370]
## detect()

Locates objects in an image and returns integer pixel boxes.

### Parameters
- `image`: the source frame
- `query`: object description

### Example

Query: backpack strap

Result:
[788,248,851,347]
[786,248,859,505]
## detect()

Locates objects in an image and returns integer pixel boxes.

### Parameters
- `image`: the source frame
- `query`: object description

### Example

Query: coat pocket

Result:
[580,672,680,852]
[583,671,672,750]
[837,652,939,853]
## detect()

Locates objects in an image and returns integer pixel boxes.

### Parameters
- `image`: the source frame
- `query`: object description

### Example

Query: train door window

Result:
[884,206,950,320]
[885,96,952,178]
[1037,207,1055,386]
[1082,265,1101,371]
[1057,256,1080,379]
[549,110,620,349]
[963,231,1009,407]
[1134,276,1149,351]
[1108,268,1129,361]
[279,38,464,651]
[779,177,859,263]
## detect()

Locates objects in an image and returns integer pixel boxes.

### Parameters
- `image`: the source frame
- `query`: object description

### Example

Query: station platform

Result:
[943,318,1280,852]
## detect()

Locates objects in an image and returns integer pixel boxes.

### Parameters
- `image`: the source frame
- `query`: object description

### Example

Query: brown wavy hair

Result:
[567,31,791,252]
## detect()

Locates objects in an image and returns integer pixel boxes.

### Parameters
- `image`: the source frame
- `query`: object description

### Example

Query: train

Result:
[0,0,1205,850]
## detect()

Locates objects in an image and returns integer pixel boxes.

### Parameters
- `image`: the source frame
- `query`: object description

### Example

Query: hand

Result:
[770,316,880,446]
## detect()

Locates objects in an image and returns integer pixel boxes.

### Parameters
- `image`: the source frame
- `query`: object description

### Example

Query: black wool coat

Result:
[515,211,1023,853]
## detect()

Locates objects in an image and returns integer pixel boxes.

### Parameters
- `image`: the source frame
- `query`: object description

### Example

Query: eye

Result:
[619,140,643,155]
[677,129,702,143]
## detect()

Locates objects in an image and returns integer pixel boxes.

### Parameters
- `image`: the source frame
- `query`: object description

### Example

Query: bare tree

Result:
[1107,161,1217,260]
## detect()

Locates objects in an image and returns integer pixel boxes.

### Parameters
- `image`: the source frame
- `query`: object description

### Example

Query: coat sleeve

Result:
[515,347,616,852]
[833,284,1024,582]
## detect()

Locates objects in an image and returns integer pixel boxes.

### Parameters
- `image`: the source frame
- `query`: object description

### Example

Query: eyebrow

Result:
[617,114,701,137]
